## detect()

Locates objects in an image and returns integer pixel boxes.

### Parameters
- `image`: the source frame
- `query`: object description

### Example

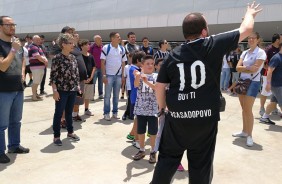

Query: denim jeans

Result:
[104,75,122,115]
[0,91,23,154]
[53,91,76,138]
[220,68,231,90]
[93,68,103,96]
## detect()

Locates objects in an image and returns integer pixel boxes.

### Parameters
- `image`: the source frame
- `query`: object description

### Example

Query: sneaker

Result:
[122,114,127,120]
[132,140,140,149]
[104,114,111,121]
[232,131,248,138]
[246,136,253,147]
[53,138,62,146]
[67,133,80,141]
[84,109,94,116]
[271,108,279,115]
[73,115,85,122]
[98,95,104,99]
[149,152,156,163]
[126,133,135,140]
[259,108,265,116]
[226,89,232,94]
[177,163,185,172]
[259,117,276,125]
[133,150,145,160]
[0,153,10,164]
[27,80,33,87]
[8,145,30,154]
[40,91,48,95]
[112,114,120,119]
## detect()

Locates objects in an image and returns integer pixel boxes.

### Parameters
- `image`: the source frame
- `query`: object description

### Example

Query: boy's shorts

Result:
[137,115,158,135]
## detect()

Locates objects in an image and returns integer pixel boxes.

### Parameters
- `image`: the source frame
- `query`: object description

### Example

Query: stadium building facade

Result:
[1,0,282,42]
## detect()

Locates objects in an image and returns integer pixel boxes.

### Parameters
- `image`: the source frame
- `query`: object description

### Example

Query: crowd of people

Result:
[1,1,282,183]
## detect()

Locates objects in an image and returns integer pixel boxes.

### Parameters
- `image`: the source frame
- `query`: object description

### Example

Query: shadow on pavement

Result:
[0,154,17,172]
[39,120,84,135]
[40,138,76,153]
[94,117,133,126]
[121,145,154,182]
[265,124,282,133]
[232,138,263,151]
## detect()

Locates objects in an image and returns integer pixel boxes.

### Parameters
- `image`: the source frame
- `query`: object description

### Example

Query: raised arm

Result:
[239,1,262,42]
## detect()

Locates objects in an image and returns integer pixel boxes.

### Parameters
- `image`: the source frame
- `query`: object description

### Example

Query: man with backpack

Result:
[101,32,127,121]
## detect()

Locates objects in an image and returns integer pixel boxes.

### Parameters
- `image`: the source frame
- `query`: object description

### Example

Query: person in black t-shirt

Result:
[228,46,241,95]
[150,2,262,184]
[79,39,96,116]
[0,16,30,164]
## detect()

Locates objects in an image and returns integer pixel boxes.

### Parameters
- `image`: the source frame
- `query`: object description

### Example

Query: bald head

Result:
[94,35,102,46]
[32,35,41,45]
[182,13,208,40]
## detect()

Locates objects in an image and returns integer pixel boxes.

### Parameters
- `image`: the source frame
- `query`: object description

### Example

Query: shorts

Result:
[232,72,239,83]
[137,115,158,135]
[84,84,94,100]
[74,81,85,105]
[30,68,44,84]
[270,86,282,107]
[261,76,272,96]
[25,65,32,74]
[246,81,260,98]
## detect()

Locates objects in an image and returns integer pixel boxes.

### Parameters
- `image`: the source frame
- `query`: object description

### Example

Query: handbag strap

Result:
[185,44,223,97]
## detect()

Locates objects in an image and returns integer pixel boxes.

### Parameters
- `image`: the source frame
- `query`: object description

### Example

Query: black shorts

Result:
[25,65,32,74]
[137,115,158,135]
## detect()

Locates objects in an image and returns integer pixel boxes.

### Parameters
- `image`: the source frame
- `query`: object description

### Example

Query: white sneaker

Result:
[104,114,111,121]
[259,108,265,116]
[132,140,140,149]
[84,109,94,116]
[246,136,253,147]
[112,114,120,119]
[232,131,248,138]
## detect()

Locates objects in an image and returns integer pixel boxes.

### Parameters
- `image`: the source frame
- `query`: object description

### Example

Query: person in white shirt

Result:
[101,32,127,121]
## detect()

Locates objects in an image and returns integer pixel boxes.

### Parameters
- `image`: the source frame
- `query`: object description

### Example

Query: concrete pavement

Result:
[0,70,282,184]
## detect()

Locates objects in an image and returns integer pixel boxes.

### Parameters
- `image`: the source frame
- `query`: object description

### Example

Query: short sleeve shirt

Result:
[268,53,282,87]
[100,44,127,75]
[134,73,158,116]
[0,39,24,91]
[157,29,240,122]
[129,65,141,104]
[82,54,96,84]
[240,46,266,81]
[124,64,131,90]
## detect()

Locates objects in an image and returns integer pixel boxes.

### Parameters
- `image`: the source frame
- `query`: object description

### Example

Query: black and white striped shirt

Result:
[154,50,169,60]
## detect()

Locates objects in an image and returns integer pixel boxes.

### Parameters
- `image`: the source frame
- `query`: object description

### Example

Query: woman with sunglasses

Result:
[49,33,81,146]
[232,32,266,147]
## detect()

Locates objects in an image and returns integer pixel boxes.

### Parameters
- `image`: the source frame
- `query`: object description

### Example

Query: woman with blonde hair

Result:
[232,32,266,147]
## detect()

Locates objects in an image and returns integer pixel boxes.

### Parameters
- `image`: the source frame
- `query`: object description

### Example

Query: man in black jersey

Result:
[151,2,262,184]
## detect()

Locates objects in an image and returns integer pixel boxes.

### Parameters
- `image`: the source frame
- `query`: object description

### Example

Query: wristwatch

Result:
[53,89,57,92]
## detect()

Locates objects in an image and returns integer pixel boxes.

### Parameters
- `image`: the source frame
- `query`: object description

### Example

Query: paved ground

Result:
[0,68,282,184]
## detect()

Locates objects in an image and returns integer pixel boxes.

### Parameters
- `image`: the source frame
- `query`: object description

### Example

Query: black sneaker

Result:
[149,152,156,164]
[8,145,30,154]
[0,153,10,164]
[259,117,276,125]
[122,114,127,120]
[53,138,62,146]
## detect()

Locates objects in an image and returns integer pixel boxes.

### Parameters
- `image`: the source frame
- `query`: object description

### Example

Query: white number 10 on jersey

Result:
[176,60,206,91]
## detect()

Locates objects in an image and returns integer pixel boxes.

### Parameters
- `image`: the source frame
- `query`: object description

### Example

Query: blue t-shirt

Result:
[269,53,282,87]
[129,65,141,104]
